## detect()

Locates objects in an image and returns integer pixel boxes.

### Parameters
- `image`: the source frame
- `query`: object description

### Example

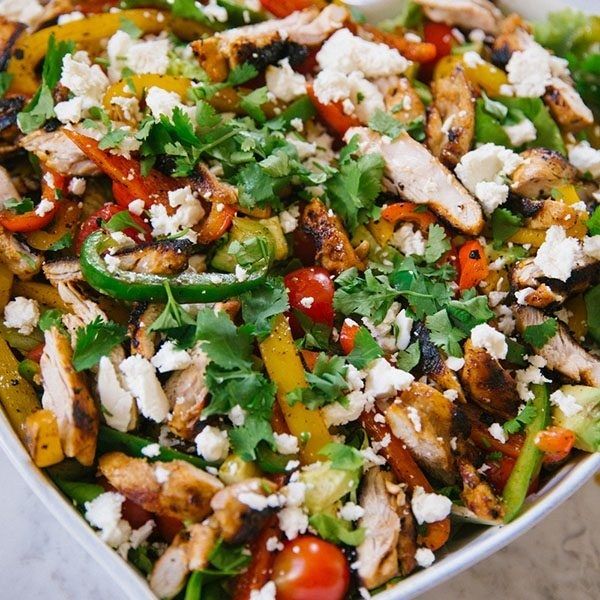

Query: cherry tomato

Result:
[423,22,454,63]
[155,515,184,544]
[75,203,151,253]
[272,536,350,600]
[101,481,153,529]
[284,267,335,337]
[535,426,575,464]
[339,318,360,355]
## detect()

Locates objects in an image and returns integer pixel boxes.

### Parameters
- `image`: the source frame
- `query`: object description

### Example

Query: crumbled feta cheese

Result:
[57,11,85,24]
[203,0,228,23]
[104,253,121,276]
[469,29,486,43]
[322,389,371,427]
[266,536,283,552]
[338,502,365,521]
[110,95,141,122]
[250,581,276,600]
[278,506,309,540]
[60,52,109,110]
[316,28,408,78]
[97,356,136,432]
[3,296,39,335]
[568,141,600,179]
[128,199,145,216]
[549,389,582,417]
[445,356,465,371]
[154,465,171,484]
[362,303,401,353]
[515,365,550,402]
[494,304,516,336]
[54,97,84,124]
[395,308,413,351]
[149,186,204,242]
[195,426,229,462]
[443,389,459,402]
[228,405,247,427]
[470,323,507,360]
[299,296,314,309]
[415,547,436,568]
[279,204,300,233]
[360,446,386,468]
[364,358,414,399]
[488,423,507,444]
[504,118,537,146]
[283,480,306,507]
[505,44,559,97]
[235,264,248,282]
[265,58,307,103]
[84,492,132,548]
[274,433,299,455]
[488,291,508,307]
[151,341,192,373]
[533,225,581,282]
[107,30,170,82]
[474,181,510,216]
[515,287,536,305]
[119,355,170,422]
[583,236,600,260]
[141,443,161,458]
[145,86,194,120]
[0,0,43,26]
[463,51,484,68]
[411,486,452,524]
[68,177,86,196]
[290,117,303,132]
[390,222,426,256]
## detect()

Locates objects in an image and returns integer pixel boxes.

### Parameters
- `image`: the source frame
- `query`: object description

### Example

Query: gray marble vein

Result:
[0,449,597,600]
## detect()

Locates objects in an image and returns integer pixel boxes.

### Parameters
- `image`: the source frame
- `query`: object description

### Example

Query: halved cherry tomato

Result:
[457,239,489,290]
[535,426,576,464]
[155,514,184,544]
[339,318,360,355]
[306,84,360,137]
[485,456,539,495]
[259,0,320,19]
[75,203,151,253]
[381,202,437,232]
[272,536,350,600]
[284,266,335,336]
[423,22,454,64]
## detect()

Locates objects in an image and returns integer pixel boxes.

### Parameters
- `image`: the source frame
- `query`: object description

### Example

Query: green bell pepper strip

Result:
[503,384,551,523]
[80,231,270,303]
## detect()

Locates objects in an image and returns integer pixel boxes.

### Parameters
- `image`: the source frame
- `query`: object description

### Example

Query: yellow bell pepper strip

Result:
[434,54,508,96]
[0,262,13,311]
[25,200,81,252]
[0,336,41,443]
[7,10,172,96]
[503,384,550,522]
[553,184,581,205]
[367,218,395,247]
[259,314,332,464]
[564,295,588,340]
[24,409,65,468]
[12,280,68,311]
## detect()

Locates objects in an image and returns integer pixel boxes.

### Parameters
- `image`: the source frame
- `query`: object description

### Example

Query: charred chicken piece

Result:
[457,458,505,521]
[414,0,502,34]
[128,302,162,360]
[114,239,193,276]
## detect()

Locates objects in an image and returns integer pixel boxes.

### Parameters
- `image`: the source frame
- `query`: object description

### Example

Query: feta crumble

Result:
[84,492,131,548]
[274,433,299,455]
[488,423,507,444]
[415,547,436,568]
[533,225,581,282]
[195,426,230,462]
[549,389,582,417]
[141,443,161,458]
[470,323,507,360]
[364,358,414,399]
[3,296,39,335]
[411,487,452,524]
[265,58,307,103]
[151,341,192,373]
[338,502,365,521]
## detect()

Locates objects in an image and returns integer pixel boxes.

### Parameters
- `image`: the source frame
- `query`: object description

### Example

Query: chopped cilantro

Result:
[395,341,421,371]
[491,208,523,245]
[72,317,127,371]
[229,415,274,462]
[309,513,365,546]
[587,206,600,236]
[522,318,558,349]
[425,309,465,357]
[4,197,34,215]
[39,309,64,333]
[240,276,289,339]
[368,109,425,141]
[48,232,73,252]
[424,223,450,263]
[104,210,146,234]
[346,327,383,369]
[504,402,537,434]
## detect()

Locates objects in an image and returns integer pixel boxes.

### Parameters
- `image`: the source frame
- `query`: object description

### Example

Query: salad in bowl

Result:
[0,0,598,599]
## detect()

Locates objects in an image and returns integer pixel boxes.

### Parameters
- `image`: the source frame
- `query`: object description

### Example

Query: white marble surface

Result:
[0,448,597,600]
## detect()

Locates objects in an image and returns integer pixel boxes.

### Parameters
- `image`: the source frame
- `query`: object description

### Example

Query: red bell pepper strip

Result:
[306,84,360,138]
[360,410,451,551]
[361,24,437,63]
[112,180,139,209]
[535,426,575,465]
[470,419,523,460]
[195,202,236,245]
[259,0,321,18]
[339,319,360,355]
[381,202,437,232]
[457,239,489,290]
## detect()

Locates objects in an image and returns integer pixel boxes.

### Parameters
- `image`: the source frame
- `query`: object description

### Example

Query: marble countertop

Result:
[0,449,597,600]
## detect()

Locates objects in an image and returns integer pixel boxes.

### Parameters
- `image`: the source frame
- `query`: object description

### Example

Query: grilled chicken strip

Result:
[167,345,211,440]
[426,66,475,168]
[150,519,219,600]
[377,76,425,126]
[42,258,83,285]
[40,327,99,466]
[386,382,460,484]
[0,17,25,70]
[510,148,578,198]
[515,306,600,386]
[414,0,501,34]
[300,198,364,274]
[115,239,192,276]
[190,163,238,205]
[525,200,579,231]
[460,339,519,420]
[511,255,599,308]
[356,469,401,589]
[99,452,224,522]
[19,129,101,176]
[347,128,484,235]
[210,478,279,545]
[129,302,162,360]
[457,458,504,522]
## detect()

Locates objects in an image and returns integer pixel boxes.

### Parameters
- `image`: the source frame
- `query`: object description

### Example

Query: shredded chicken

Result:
[347,128,484,235]
[99,452,223,522]
[515,306,600,386]
[42,258,83,285]
[414,0,502,34]
[40,327,99,466]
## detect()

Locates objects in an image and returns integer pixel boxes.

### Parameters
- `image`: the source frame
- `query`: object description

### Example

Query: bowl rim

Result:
[1,406,599,600]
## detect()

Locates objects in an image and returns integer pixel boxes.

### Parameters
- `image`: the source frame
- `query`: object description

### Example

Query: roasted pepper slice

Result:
[80,230,270,303]
[457,239,489,290]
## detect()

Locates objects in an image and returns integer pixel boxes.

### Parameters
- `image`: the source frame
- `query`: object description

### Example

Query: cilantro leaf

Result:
[309,513,365,546]
[504,402,538,434]
[425,309,465,357]
[119,16,143,38]
[208,539,252,574]
[491,208,523,245]
[447,294,494,333]
[395,341,421,371]
[287,354,349,410]
[346,327,383,369]
[229,415,274,461]
[72,317,127,371]
[239,87,268,123]
[104,210,145,233]
[48,232,73,252]
[39,309,64,333]
[368,109,425,141]
[424,223,450,263]
[293,309,332,351]
[240,276,288,339]
[4,197,34,214]
[320,442,363,470]
[148,283,195,344]
[587,206,600,236]
[522,318,558,349]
